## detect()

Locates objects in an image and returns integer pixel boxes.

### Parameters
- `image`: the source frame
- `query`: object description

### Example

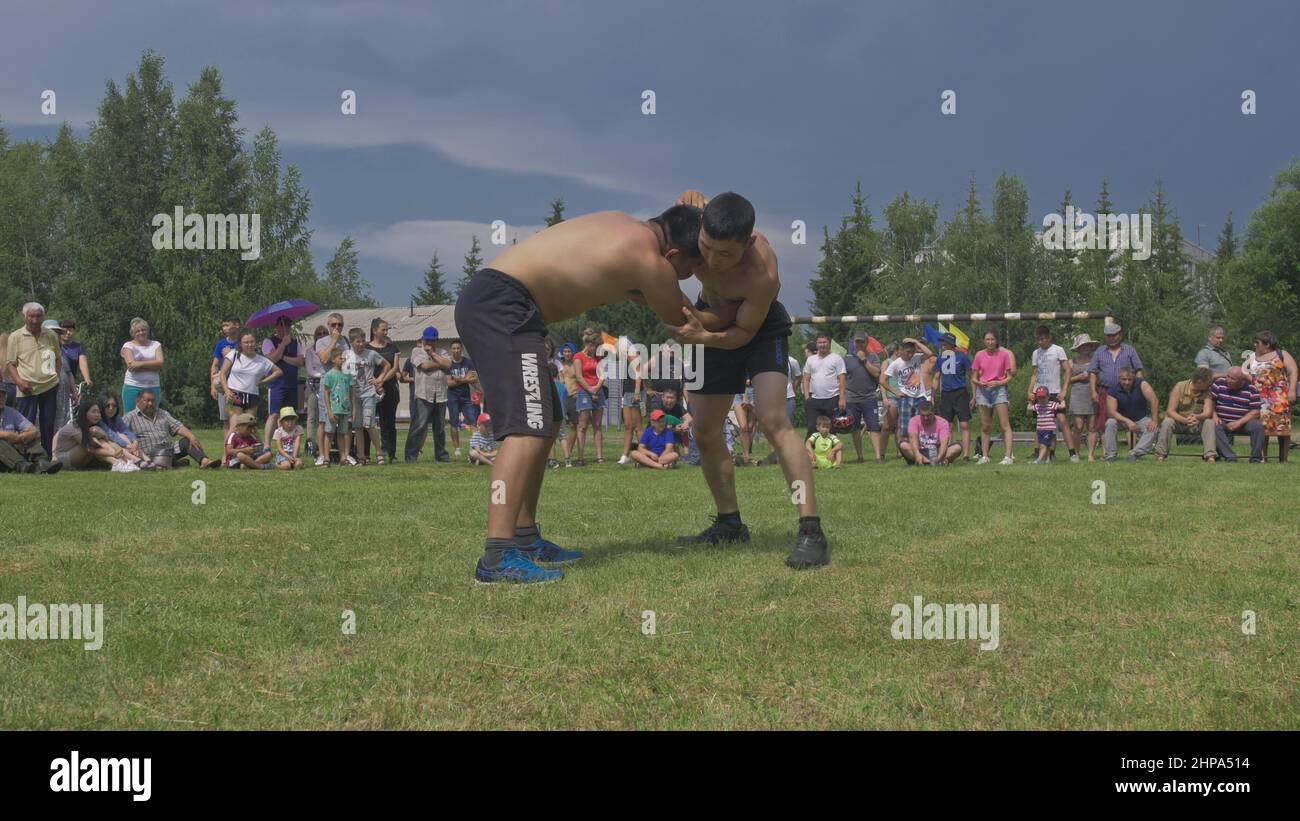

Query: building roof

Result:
[299,305,458,343]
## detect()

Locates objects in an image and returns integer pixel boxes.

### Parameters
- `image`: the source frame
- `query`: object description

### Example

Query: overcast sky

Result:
[3,0,1297,312]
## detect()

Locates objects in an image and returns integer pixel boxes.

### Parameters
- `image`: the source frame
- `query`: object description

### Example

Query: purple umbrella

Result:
[246,299,319,329]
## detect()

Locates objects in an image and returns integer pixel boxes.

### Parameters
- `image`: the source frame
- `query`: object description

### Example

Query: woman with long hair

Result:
[972,328,1017,465]
[53,397,148,471]
[572,332,606,465]
[220,330,282,422]
[368,318,401,463]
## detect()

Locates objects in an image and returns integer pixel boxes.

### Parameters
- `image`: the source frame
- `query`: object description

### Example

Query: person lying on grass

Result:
[806,415,843,469]
[272,406,305,470]
[469,413,498,466]
[631,409,679,469]
[225,413,273,469]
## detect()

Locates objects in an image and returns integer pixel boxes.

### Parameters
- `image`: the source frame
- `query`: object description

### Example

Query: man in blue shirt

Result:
[932,333,973,461]
[446,341,478,457]
[1104,367,1159,462]
[631,409,679,469]
[0,386,61,473]
[210,314,241,435]
[262,315,305,444]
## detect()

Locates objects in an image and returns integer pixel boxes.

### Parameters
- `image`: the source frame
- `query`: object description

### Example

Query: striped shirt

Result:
[470,431,497,454]
[1032,400,1062,431]
[124,407,184,454]
[1209,379,1261,424]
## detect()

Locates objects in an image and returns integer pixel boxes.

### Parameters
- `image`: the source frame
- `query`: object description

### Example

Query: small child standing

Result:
[1029,386,1063,464]
[273,406,305,470]
[322,347,357,466]
[225,413,273,469]
[805,416,843,469]
[469,413,498,466]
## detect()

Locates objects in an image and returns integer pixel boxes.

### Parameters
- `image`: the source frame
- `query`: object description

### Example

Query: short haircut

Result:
[223,314,241,324]
[653,204,703,258]
[1119,367,1136,378]
[22,302,45,316]
[1191,366,1213,384]
[816,415,832,428]
[59,318,76,329]
[348,327,365,341]
[331,346,346,360]
[1254,329,1278,350]
[1208,325,1224,336]
[313,324,329,339]
[816,331,831,341]
[328,312,344,322]
[702,192,755,242]
[130,317,150,334]
[1035,325,1051,337]
[919,400,934,413]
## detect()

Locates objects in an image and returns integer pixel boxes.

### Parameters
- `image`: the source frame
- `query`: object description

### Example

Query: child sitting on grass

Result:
[631,408,679,469]
[1028,385,1063,464]
[273,406,305,470]
[806,415,843,469]
[225,412,273,469]
[469,413,498,466]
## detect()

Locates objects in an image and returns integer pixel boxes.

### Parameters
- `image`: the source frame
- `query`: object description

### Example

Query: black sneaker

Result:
[37,459,63,474]
[786,522,830,569]
[676,516,750,547]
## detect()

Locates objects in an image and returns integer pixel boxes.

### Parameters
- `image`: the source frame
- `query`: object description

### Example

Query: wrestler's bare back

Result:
[488,211,680,325]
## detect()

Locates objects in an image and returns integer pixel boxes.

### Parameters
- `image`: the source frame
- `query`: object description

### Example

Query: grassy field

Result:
[1,427,1298,729]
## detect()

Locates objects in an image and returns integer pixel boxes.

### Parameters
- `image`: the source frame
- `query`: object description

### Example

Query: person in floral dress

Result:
[1243,330,1297,463]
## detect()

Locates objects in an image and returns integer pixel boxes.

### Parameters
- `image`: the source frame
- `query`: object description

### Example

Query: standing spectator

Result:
[878,341,900,458]
[881,337,935,449]
[1242,330,1296,463]
[120,317,164,413]
[313,313,347,466]
[785,352,802,424]
[469,412,498,466]
[559,342,582,466]
[1027,325,1078,461]
[5,302,62,456]
[1027,386,1064,464]
[124,388,218,468]
[971,329,1017,465]
[545,337,565,468]
[933,332,973,463]
[225,412,273,469]
[446,340,479,458]
[220,330,282,421]
[572,333,605,465]
[802,332,847,437]
[56,319,91,430]
[262,315,305,445]
[369,318,402,463]
[732,381,757,466]
[346,327,392,465]
[405,326,452,463]
[211,314,242,436]
[805,415,844,469]
[632,409,679,469]
[618,341,645,465]
[1104,367,1159,462]
[900,400,960,466]
[1209,367,1266,462]
[844,332,883,462]
[1155,366,1216,462]
[322,347,357,466]
[44,318,73,431]
[302,324,329,458]
[1067,334,1101,461]
[0,328,15,405]
[0,386,61,473]
[272,407,306,470]
[1194,325,1233,376]
[1089,321,1144,440]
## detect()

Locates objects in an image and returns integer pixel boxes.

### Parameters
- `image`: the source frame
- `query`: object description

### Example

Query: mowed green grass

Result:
[1,427,1297,729]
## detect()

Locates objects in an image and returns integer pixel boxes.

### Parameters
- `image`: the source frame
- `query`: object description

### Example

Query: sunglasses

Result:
[329,323,344,328]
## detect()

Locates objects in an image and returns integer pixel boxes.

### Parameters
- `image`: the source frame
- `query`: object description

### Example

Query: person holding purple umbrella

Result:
[261,315,304,444]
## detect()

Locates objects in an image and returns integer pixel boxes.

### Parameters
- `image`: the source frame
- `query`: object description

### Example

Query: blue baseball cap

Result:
[561,342,577,355]
[421,326,439,341]
[939,333,957,346]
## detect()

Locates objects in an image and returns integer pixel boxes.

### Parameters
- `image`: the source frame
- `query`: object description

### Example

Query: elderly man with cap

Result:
[1088,320,1143,440]
[124,388,219,468]
[1208,366,1267,462]
[0,385,61,473]
[405,326,452,463]
[4,302,63,457]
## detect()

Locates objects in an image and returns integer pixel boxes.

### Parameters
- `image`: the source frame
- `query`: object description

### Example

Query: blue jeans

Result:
[405,398,447,461]
[447,395,477,429]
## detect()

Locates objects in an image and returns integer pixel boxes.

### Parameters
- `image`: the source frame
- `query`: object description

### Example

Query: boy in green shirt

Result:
[805,415,843,469]
[322,347,358,466]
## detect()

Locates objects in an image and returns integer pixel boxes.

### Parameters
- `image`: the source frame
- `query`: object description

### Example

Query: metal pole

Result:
[790,310,1114,325]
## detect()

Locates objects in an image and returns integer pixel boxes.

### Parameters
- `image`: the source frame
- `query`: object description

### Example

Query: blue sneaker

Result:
[474,549,564,584]
[519,535,585,565]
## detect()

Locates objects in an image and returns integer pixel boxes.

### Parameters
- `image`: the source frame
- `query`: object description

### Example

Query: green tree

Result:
[322,235,376,308]
[456,235,483,296]
[1222,160,1300,348]
[545,197,566,227]
[413,250,452,304]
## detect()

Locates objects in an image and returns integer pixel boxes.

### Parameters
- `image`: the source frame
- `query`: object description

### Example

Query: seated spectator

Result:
[124,388,218,468]
[806,415,844,469]
[900,400,960,466]
[1209,367,1266,463]
[628,408,678,469]
[1104,367,1159,462]
[225,413,273,469]
[272,407,305,470]
[1155,367,1216,462]
[1027,386,1064,464]
[53,398,147,471]
[469,412,498,466]
[97,393,151,466]
[0,387,61,473]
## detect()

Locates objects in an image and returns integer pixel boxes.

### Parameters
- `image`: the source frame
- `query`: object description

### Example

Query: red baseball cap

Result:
[650,409,665,421]
[476,413,491,425]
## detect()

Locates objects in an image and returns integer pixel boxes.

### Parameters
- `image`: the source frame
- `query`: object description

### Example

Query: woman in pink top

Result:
[971,329,1017,464]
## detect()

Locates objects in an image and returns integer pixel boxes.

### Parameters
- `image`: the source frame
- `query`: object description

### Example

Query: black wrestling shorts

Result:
[691,297,792,395]
[454,268,563,439]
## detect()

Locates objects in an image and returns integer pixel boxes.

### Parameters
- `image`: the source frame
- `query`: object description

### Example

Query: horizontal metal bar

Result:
[790,311,1114,324]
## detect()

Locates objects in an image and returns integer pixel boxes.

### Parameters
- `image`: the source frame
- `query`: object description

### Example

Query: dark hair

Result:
[234,329,256,363]
[702,192,755,242]
[75,397,99,446]
[816,331,831,341]
[223,314,241,324]
[1254,330,1278,350]
[919,400,934,413]
[653,204,703,258]
[1034,325,1051,338]
[984,328,1001,345]
[313,324,329,340]
[97,393,123,421]
[816,415,832,428]
[370,317,386,341]
[59,318,76,330]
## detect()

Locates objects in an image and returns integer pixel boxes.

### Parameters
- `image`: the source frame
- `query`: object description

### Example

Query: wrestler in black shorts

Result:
[690,297,793,394]
[454,269,562,439]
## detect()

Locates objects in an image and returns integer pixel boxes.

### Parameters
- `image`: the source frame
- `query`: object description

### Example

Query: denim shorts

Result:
[576,390,604,413]
[976,385,1009,407]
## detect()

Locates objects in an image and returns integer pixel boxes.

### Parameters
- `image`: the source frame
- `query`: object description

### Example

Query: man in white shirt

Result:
[785,355,801,424]
[405,326,452,463]
[1027,324,1077,461]
[801,332,847,437]
[880,337,935,440]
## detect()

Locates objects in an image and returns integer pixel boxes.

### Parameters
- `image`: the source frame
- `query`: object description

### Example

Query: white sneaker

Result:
[315,456,327,467]
[1000,456,1015,465]
[344,455,358,466]
[618,454,631,465]
[112,460,141,473]
[1070,454,1080,463]
[454,448,461,457]
[977,456,990,465]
